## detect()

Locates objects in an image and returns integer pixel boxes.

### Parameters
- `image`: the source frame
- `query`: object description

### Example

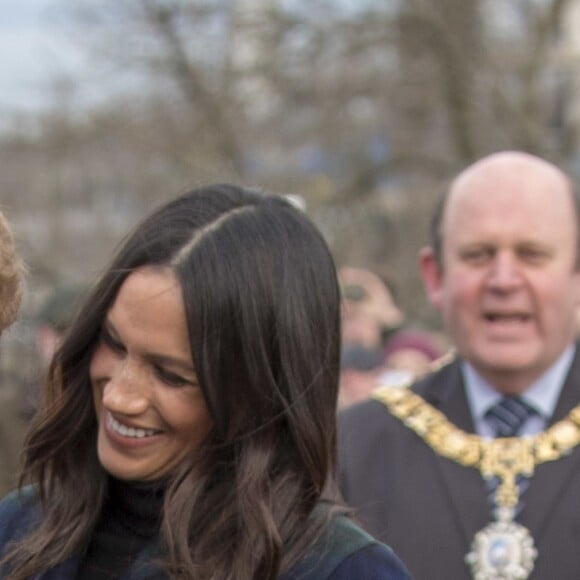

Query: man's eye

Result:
[461,248,491,264]
[519,248,549,262]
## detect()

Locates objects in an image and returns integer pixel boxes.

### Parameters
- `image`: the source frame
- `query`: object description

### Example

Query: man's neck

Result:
[462,345,576,437]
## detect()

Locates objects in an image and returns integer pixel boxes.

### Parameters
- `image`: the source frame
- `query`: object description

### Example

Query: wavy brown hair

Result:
[2,184,343,579]
[0,209,24,334]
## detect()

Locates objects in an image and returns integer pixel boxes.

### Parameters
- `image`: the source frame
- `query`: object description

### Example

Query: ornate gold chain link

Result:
[372,386,580,508]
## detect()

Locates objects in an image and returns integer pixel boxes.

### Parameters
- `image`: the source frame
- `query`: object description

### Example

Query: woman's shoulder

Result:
[0,485,39,516]
[326,541,412,580]
[0,486,40,548]
[283,515,412,580]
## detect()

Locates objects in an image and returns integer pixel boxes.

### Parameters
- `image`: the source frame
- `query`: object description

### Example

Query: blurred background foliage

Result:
[2,0,580,344]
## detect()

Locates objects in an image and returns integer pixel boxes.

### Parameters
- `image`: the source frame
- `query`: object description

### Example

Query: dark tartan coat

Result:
[0,487,411,580]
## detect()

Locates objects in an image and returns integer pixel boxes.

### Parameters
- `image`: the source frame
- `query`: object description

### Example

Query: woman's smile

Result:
[103,412,165,451]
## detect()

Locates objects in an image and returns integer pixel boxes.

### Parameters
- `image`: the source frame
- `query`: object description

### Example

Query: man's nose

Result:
[486,252,523,290]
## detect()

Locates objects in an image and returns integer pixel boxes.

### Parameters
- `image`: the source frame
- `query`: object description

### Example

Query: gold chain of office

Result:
[371,385,580,507]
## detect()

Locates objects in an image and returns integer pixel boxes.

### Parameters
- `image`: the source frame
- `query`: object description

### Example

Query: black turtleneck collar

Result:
[76,477,166,579]
[105,476,166,538]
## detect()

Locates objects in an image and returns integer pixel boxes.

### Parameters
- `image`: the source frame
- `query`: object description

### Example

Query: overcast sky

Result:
[0,0,83,112]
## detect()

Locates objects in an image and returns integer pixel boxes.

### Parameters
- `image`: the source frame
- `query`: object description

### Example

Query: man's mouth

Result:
[485,313,531,323]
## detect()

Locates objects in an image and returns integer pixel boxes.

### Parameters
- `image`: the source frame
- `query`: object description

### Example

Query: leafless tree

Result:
[3,0,579,329]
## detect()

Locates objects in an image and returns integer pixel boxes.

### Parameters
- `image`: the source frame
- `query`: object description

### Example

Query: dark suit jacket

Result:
[339,351,580,580]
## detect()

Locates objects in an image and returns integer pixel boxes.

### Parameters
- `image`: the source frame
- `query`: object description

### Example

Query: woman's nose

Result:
[101,361,149,415]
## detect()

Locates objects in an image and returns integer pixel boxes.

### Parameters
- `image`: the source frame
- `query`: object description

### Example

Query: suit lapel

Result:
[419,361,491,546]
[521,345,580,538]
[410,346,580,555]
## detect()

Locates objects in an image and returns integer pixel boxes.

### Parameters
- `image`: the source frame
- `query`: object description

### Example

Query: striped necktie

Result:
[484,397,537,517]
[485,396,536,438]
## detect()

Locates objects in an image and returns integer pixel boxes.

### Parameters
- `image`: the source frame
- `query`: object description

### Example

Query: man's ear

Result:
[573,265,580,305]
[419,247,444,309]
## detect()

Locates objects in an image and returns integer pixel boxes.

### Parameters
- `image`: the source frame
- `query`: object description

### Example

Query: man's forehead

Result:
[440,158,578,258]
[451,151,566,188]
[445,159,574,225]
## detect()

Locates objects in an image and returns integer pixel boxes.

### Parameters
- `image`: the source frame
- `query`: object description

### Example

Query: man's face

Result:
[421,154,580,393]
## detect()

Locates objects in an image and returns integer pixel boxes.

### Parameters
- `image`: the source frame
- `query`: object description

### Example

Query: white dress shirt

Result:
[463,344,576,438]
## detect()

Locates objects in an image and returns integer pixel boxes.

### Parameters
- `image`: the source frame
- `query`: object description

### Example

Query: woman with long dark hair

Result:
[0,184,410,579]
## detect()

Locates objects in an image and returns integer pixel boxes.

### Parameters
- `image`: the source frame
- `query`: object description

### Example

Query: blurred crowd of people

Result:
[338,266,447,408]
[0,282,87,496]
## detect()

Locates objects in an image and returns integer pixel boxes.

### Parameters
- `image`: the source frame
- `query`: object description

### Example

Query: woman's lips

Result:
[103,412,164,448]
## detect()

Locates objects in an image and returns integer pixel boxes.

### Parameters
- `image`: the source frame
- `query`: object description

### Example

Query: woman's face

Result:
[90,266,212,481]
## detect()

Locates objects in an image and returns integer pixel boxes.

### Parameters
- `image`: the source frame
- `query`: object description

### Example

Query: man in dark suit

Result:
[339,151,580,580]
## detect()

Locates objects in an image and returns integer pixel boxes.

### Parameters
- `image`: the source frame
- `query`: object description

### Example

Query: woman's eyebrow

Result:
[103,319,119,337]
[103,317,196,374]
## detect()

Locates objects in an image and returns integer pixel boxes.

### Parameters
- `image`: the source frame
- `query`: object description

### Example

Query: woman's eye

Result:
[155,366,190,387]
[100,328,126,354]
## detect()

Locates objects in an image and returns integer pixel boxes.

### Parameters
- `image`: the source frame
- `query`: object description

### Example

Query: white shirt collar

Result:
[463,344,576,423]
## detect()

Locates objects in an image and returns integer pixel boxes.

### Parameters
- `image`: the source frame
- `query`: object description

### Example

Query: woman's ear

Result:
[419,246,444,310]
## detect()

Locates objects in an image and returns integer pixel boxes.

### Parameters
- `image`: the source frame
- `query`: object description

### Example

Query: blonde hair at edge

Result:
[0,210,24,334]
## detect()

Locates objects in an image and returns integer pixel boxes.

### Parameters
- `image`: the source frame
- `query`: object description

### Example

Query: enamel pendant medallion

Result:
[465,506,537,580]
